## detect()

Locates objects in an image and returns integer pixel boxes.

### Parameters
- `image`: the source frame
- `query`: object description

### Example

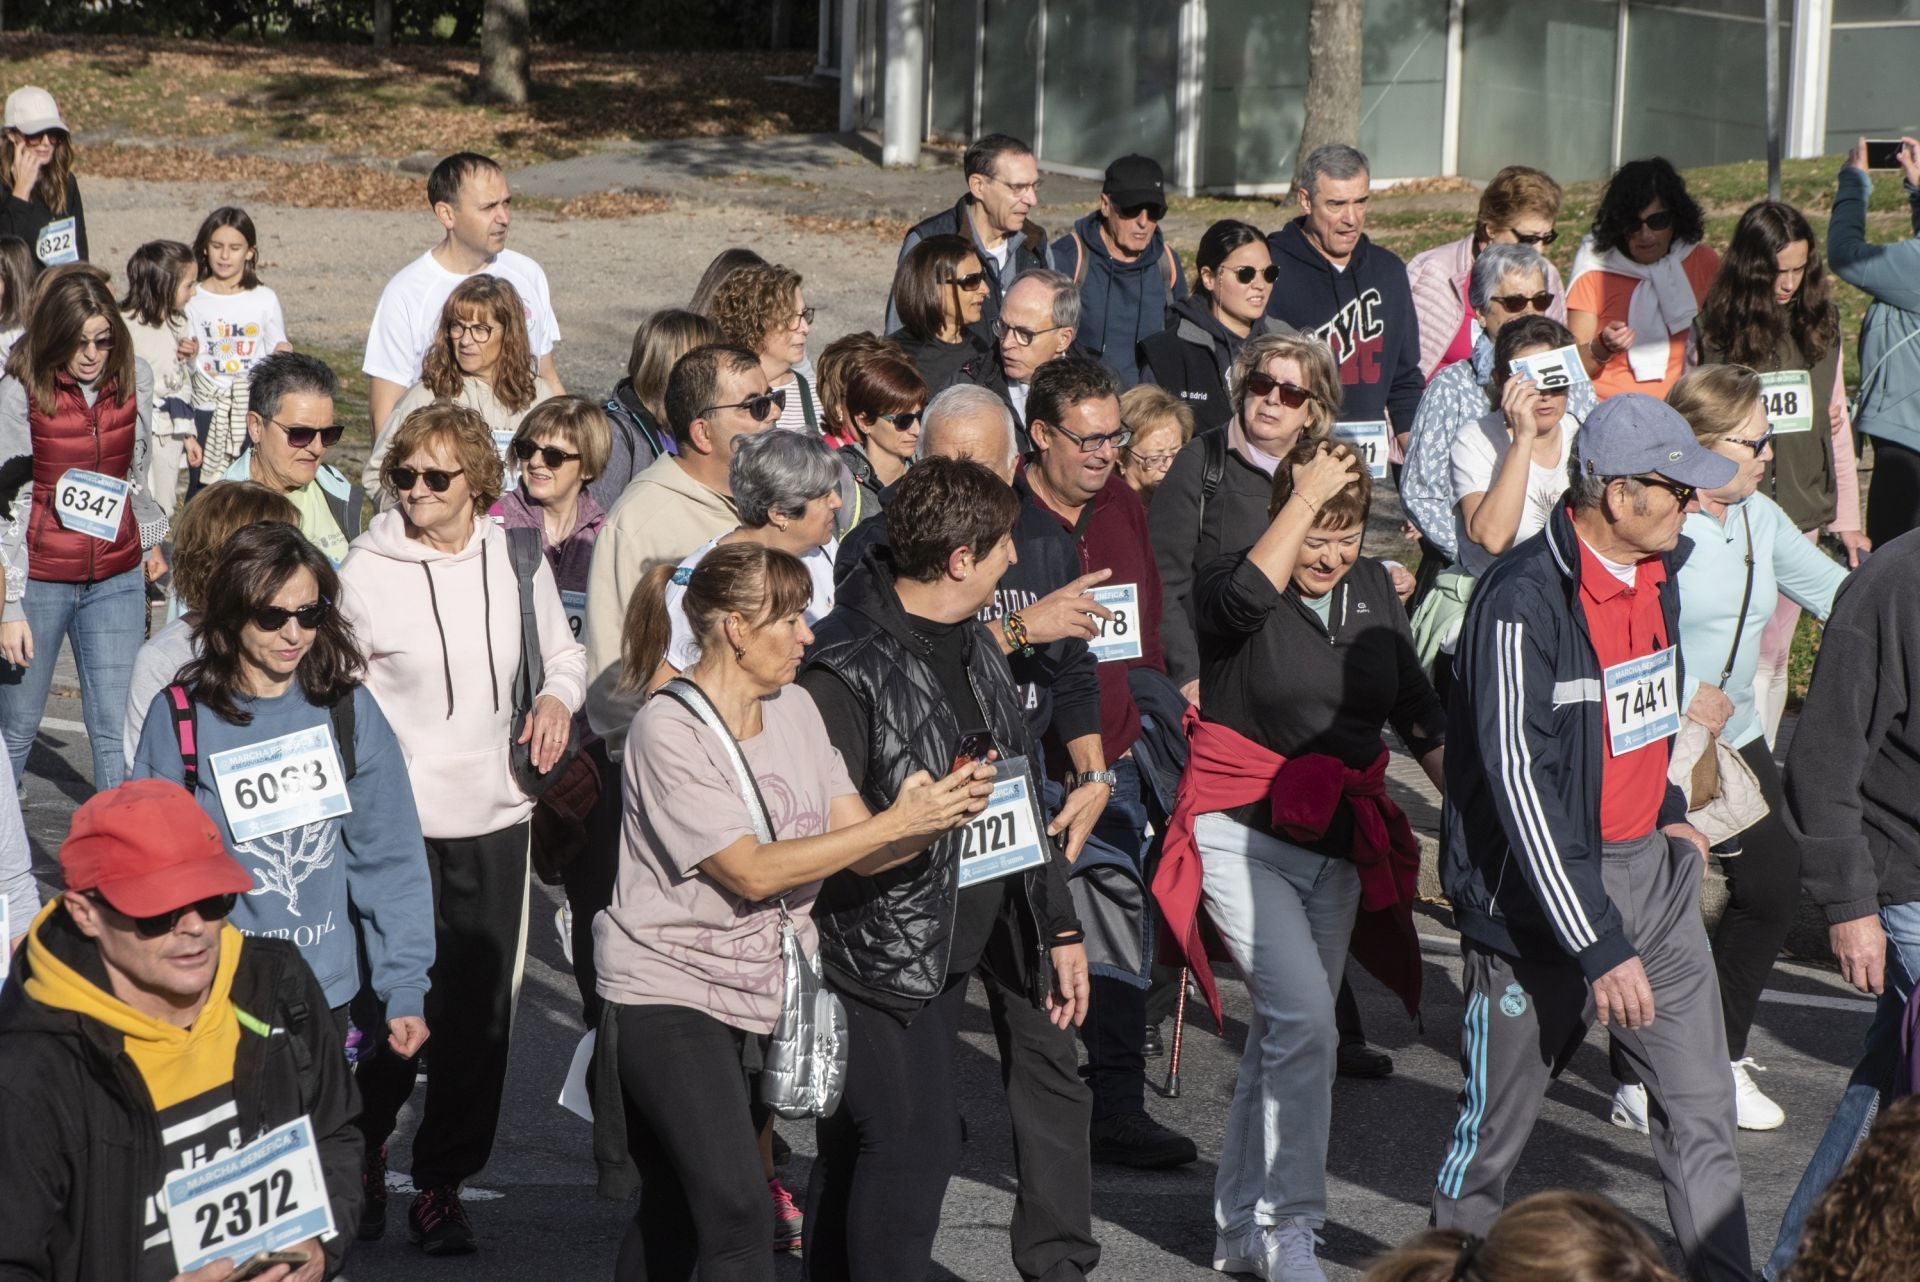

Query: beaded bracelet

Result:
[1001,610,1035,657]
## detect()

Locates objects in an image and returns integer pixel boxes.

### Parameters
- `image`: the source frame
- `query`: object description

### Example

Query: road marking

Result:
[39,717,87,735]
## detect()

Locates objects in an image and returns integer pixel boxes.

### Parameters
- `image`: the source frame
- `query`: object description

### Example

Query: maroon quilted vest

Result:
[27,373,141,583]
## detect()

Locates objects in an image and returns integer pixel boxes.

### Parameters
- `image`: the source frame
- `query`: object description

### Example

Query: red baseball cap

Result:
[60,780,253,917]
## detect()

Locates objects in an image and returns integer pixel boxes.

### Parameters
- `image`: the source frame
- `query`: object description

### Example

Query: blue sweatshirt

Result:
[1054,211,1188,387]
[132,681,434,1020]
[1829,166,1920,453]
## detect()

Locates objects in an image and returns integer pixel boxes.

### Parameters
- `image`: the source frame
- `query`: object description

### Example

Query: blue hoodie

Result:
[1265,217,1425,436]
[1829,167,1920,453]
[132,681,434,1020]
[1054,211,1188,386]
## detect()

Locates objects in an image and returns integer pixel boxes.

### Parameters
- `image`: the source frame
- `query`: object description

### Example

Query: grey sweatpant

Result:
[1431,830,1750,1282]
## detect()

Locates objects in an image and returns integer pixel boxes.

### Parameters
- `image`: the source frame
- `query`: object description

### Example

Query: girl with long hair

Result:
[118,240,201,517]
[183,206,291,495]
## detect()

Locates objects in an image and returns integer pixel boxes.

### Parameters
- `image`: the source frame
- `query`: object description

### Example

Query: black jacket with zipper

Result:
[0,908,362,1281]
[885,195,1053,334]
[1147,427,1277,685]
[1137,297,1285,432]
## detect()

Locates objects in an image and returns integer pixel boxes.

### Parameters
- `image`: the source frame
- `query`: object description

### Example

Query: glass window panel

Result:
[978,0,1039,146]
[1825,26,1920,153]
[1460,0,1617,183]
[927,0,977,139]
[1833,0,1920,21]
[1038,0,1180,172]
[1620,5,1789,172]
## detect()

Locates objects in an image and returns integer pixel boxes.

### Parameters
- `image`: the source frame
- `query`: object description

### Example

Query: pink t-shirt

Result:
[593,684,857,1032]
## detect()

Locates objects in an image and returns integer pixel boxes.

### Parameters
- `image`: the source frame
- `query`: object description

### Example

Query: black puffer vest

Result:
[804,550,1060,1009]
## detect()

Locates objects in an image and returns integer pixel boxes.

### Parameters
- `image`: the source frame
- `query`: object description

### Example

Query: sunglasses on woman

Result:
[1489,291,1556,313]
[1242,370,1312,409]
[249,600,331,632]
[86,890,239,939]
[874,410,921,432]
[386,466,465,494]
[1507,229,1559,247]
[699,389,787,423]
[271,419,345,450]
[943,272,989,291]
[511,439,583,467]
[1226,265,1281,286]
[1628,210,1675,234]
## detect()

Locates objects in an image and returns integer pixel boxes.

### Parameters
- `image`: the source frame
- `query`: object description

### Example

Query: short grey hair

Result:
[248,351,338,425]
[729,429,841,528]
[1009,268,1080,331]
[1468,243,1550,312]
[1299,143,1369,196]
[918,383,1017,468]
[1566,436,1648,514]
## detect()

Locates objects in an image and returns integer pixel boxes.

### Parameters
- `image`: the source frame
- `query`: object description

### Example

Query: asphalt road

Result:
[20,683,1878,1281]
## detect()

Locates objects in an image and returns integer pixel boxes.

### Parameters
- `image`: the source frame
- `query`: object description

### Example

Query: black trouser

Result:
[1710,738,1800,1061]
[561,739,625,1029]
[1082,975,1147,1121]
[355,822,530,1189]
[1867,433,1920,547]
[611,1003,772,1282]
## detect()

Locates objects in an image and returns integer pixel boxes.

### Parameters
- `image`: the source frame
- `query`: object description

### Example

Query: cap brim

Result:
[1659,444,1741,492]
[7,116,66,135]
[1106,189,1166,210]
[92,857,254,918]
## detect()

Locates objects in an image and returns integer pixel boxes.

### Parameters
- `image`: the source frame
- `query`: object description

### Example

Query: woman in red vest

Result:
[0,268,167,790]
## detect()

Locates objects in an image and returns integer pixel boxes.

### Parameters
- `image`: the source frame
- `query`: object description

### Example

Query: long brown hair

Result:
[1697,200,1838,369]
[6,267,134,410]
[170,481,301,613]
[422,274,537,412]
[178,521,365,727]
[1364,1191,1677,1282]
[619,542,812,692]
[0,129,72,216]
[1787,1095,1920,1281]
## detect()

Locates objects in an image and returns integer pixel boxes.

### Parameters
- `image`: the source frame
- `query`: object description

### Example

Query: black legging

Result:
[1710,738,1801,1061]
[1866,433,1920,548]
[611,1003,772,1282]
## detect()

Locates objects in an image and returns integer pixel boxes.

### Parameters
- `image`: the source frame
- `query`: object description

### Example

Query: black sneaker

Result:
[1144,1022,1165,1058]
[1337,1040,1394,1079]
[1089,1110,1198,1169]
[359,1143,388,1241]
[408,1184,477,1255]
[770,1126,792,1167]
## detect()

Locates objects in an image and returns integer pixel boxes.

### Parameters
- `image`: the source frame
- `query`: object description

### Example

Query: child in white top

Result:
[119,240,199,516]
[182,207,290,494]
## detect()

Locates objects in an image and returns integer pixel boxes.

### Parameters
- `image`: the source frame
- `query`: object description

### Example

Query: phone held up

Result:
[1866,139,1906,170]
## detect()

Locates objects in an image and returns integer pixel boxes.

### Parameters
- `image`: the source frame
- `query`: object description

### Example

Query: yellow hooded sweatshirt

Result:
[22,900,245,1110]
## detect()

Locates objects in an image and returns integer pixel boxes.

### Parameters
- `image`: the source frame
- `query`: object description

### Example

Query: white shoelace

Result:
[1270,1221,1324,1270]
[1732,1056,1768,1083]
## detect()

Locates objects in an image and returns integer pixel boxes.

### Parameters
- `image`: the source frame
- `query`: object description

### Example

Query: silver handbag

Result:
[656,678,848,1120]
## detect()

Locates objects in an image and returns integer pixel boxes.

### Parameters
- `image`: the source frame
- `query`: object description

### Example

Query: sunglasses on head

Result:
[943,271,990,291]
[1242,370,1312,409]
[386,466,464,494]
[271,419,345,450]
[511,439,583,468]
[1628,210,1675,234]
[1225,264,1281,286]
[1490,291,1556,314]
[700,389,788,423]
[249,599,330,632]
[86,890,238,939]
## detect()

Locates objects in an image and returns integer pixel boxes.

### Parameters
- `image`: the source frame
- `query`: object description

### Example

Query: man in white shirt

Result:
[363,152,565,431]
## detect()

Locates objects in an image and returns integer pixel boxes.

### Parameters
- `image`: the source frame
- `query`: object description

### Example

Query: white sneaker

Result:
[1610,1082,1650,1133]
[555,903,574,967]
[1732,1058,1786,1130]
[1266,1219,1328,1282]
[1213,1226,1268,1276]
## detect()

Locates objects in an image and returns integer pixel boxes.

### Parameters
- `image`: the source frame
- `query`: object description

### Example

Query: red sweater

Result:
[1151,705,1423,1027]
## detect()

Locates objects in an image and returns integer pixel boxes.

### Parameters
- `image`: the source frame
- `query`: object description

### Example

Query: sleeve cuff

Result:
[1575,927,1638,983]
[1823,897,1882,926]
[2,601,23,624]
[380,985,428,1024]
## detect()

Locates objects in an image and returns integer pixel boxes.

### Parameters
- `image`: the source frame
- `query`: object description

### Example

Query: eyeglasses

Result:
[386,466,464,493]
[270,420,344,450]
[1489,291,1556,314]
[511,439,583,467]
[986,173,1042,199]
[448,320,496,342]
[1625,474,1696,506]
[249,600,331,632]
[1628,210,1675,234]
[1047,423,1133,454]
[1226,265,1281,286]
[943,271,990,291]
[699,389,787,422]
[1725,430,1775,457]
[1127,448,1180,472]
[788,307,817,330]
[1242,370,1312,408]
[77,334,115,353]
[1115,202,1166,222]
[991,318,1065,348]
[85,890,238,940]
[1506,229,1560,247]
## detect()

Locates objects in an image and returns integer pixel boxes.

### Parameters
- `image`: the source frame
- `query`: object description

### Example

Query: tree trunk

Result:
[480,0,531,107]
[1293,0,1366,194]
[373,0,393,47]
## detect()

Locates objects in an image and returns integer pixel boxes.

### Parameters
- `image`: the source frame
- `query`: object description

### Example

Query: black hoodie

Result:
[1138,295,1283,432]
[1264,218,1425,436]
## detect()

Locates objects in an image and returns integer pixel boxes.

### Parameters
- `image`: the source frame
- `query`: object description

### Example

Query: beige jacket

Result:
[583,453,738,752]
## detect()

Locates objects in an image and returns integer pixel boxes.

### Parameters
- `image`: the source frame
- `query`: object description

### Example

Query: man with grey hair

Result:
[955,268,1083,447]
[915,382,1021,472]
[1433,393,1751,1281]
[1267,142,1425,456]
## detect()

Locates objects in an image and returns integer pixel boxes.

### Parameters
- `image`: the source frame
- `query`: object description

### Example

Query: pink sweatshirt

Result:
[339,509,588,839]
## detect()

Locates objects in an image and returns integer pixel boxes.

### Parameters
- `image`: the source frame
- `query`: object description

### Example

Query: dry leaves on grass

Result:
[785,213,910,241]
[552,190,672,219]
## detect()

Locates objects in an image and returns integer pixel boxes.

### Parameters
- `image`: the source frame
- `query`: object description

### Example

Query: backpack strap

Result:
[504,526,547,716]
[331,689,357,784]
[794,373,819,436]
[166,682,200,792]
[1196,427,1228,545]
[1068,229,1087,285]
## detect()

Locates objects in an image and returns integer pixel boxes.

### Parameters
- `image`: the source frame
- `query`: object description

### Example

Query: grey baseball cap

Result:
[1576,393,1737,490]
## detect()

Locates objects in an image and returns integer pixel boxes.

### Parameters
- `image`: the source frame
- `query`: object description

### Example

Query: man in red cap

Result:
[0,780,361,1282]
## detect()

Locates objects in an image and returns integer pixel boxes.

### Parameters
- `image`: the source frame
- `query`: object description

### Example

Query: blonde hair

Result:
[1119,383,1197,452]
[1667,364,1765,446]
[170,482,301,612]
[1364,1191,1678,1282]
[1476,165,1565,241]
[513,395,611,482]
[1231,332,1340,442]
[382,402,505,512]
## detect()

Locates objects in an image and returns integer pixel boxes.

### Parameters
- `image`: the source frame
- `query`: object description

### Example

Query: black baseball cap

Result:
[1103,155,1167,211]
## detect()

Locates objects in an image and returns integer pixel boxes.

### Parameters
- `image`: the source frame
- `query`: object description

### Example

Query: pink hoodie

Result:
[339,509,588,839]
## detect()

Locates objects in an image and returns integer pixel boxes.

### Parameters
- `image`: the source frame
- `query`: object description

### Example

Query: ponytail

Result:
[618,563,679,694]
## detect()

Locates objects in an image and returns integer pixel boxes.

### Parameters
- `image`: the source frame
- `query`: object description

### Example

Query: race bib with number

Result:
[54,469,129,542]
[1508,344,1587,395]
[1332,421,1390,479]
[1087,583,1143,664]
[35,216,78,266]
[956,755,1050,889]
[208,726,352,843]
[1601,645,1681,756]
[1759,369,1815,434]
[494,429,520,490]
[164,1116,338,1274]
[562,589,588,640]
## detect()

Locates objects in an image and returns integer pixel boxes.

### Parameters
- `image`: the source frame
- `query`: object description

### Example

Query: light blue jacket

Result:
[1678,493,1846,749]
[1829,167,1920,452]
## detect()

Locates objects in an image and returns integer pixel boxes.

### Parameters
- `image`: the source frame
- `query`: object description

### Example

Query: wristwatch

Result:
[1068,769,1118,789]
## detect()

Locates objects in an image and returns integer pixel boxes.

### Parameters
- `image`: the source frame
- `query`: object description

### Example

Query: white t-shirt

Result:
[184,284,288,408]
[1450,410,1575,577]
[1009,381,1030,422]
[772,371,814,436]
[361,247,560,388]
[664,535,837,671]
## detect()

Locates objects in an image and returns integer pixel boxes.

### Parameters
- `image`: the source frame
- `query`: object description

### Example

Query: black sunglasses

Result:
[86,890,238,939]
[1490,291,1556,314]
[249,600,331,632]
[1116,202,1166,222]
[699,389,787,423]
[1628,210,1675,234]
[1227,265,1281,286]
[943,271,989,291]
[875,410,921,432]
[1726,430,1775,457]
[1626,474,1696,506]
[511,439,583,468]
[270,419,345,450]
[1242,370,1311,409]
[1508,229,1560,246]
[386,466,464,494]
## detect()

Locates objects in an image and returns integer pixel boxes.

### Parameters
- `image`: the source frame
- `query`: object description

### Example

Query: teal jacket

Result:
[1829,167,1920,451]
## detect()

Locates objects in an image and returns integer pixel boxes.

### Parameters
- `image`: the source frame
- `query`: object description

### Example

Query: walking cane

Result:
[1165,965,1190,1098]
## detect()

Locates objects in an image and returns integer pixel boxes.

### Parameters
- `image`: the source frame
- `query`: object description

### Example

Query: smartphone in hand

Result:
[951,730,994,773]
[1866,139,1905,170]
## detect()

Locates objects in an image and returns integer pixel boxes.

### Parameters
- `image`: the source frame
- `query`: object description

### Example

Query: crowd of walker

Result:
[6,75,1920,1282]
